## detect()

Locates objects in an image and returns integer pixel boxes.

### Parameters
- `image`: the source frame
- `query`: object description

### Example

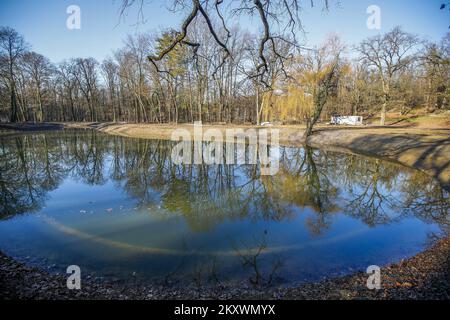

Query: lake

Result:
[0,130,448,287]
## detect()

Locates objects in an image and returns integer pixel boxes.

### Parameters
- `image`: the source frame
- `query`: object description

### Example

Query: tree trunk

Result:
[10,84,18,123]
[255,89,260,125]
[37,88,43,122]
[380,102,386,126]
[380,90,389,126]
[380,81,390,126]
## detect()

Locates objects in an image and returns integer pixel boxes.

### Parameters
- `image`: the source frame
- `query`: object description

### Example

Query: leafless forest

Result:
[0,1,448,133]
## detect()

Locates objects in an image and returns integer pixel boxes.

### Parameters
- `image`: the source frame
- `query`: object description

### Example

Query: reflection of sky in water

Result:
[0,130,448,286]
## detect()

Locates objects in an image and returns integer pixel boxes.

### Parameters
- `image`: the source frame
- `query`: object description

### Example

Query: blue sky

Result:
[0,0,448,63]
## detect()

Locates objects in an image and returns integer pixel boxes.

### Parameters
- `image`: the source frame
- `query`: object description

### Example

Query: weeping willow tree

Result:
[260,82,312,123]
[261,35,348,139]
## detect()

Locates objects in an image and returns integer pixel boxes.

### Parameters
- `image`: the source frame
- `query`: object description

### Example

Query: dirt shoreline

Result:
[0,122,449,300]
[1,235,449,300]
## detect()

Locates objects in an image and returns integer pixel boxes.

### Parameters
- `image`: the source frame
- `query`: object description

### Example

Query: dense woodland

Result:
[0,3,449,128]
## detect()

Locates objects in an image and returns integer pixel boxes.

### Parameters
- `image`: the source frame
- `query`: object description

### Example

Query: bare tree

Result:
[72,58,99,122]
[421,35,450,111]
[22,52,53,122]
[0,27,28,122]
[119,0,330,85]
[57,60,79,121]
[101,58,119,122]
[356,26,420,125]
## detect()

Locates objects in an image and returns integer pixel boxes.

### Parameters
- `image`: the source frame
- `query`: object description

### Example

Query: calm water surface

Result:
[0,130,448,287]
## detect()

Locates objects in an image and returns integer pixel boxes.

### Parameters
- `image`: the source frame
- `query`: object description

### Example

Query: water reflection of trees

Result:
[0,135,66,219]
[0,130,448,233]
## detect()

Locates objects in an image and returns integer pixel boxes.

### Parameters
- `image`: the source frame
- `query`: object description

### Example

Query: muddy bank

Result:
[305,128,450,191]
[0,122,64,134]
[1,235,449,300]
